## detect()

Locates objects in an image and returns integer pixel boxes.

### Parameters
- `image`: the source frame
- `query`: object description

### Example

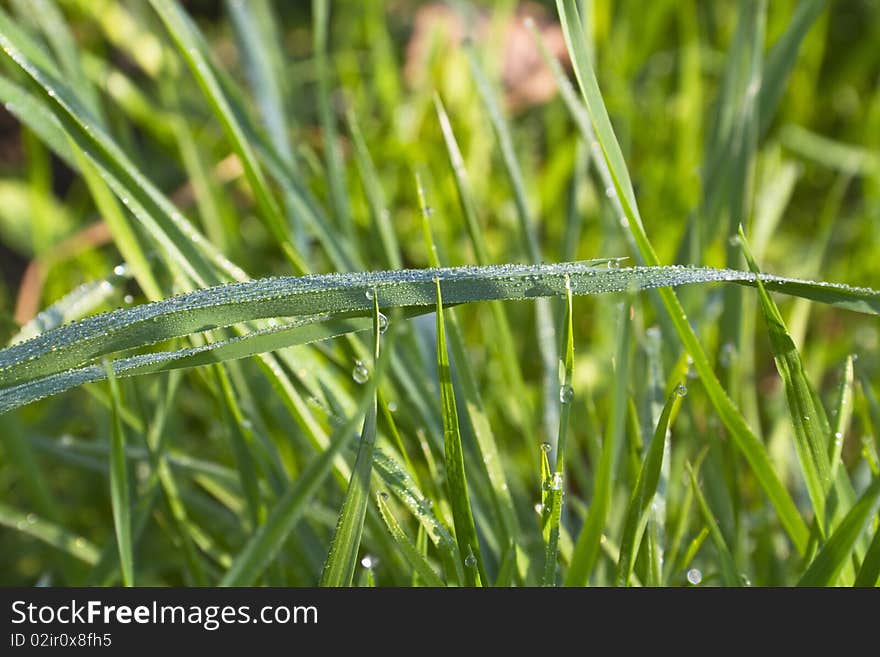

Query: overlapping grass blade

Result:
[435,278,486,586]
[555,0,811,554]
[2,263,878,414]
[376,492,445,587]
[219,326,392,586]
[854,524,880,587]
[319,292,382,587]
[103,361,133,586]
[616,386,684,586]
[541,275,574,586]
[798,479,880,586]
[148,0,305,274]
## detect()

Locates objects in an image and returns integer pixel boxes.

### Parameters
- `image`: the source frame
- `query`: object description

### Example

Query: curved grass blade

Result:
[319,291,382,587]
[2,264,878,410]
[0,503,100,565]
[103,360,133,586]
[798,479,880,587]
[436,278,487,586]
[616,386,684,586]
[739,226,832,533]
[376,492,445,587]
[555,0,812,554]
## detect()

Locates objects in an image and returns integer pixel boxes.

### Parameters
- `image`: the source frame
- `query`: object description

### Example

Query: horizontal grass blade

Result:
[0,503,100,565]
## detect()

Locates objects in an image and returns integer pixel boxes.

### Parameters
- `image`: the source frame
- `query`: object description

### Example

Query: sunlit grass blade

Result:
[376,491,445,587]
[739,226,832,532]
[435,277,486,586]
[566,299,632,586]
[687,461,741,587]
[555,0,811,554]
[103,360,133,586]
[798,479,880,586]
[616,385,684,586]
[829,356,855,480]
[319,291,382,587]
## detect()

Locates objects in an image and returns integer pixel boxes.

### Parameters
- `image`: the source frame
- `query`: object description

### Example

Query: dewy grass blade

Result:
[103,360,134,587]
[829,356,855,481]
[376,491,445,587]
[2,264,878,413]
[798,479,880,586]
[555,0,811,554]
[0,503,100,565]
[319,290,382,587]
[616,386,684,586]
[541,275,574,586]
[220,323,393,586]
[435,278,487,586]
[739,226,832,533]
[566,299,632,586]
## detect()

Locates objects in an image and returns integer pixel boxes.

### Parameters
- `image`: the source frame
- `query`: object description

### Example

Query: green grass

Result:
[0,0,879,587]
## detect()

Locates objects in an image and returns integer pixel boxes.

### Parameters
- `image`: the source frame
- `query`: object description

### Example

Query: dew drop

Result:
[534,502,544,514]
[26,513,37,524]
[378,312,389,334]
[540,442,552,453]
[686,568,702,585]
[113,265,126,276]
[604,185,616,198]
[387,401,398,413]
[674,383,688,397]
[352,360,369,384]
[559,384,574,404]
[123,294,134,305]
[551,472,564,491]
[365,288,374,301]
[379,492,389,500]
[464,554,477,568]
[360,555,378,569]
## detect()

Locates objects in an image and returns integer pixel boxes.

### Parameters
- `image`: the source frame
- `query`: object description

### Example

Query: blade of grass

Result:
[853,522,880,587]
[376,491,445,587]
[103,360,133,586]
[616,385,685,585]
[798,479,880,586]
[435,277,487,586]
[738,226,832,533]
[0,503,100,565]
[541,275,574,586]
[319,290,382,586]
[688,460,741,587]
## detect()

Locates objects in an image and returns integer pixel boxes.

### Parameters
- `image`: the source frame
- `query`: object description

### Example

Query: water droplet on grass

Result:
[674,383,688,397]
[540,442,552,453]
[352,360,369,384]
[686,568,702,585]
[361,555,378,569]
[464,554,477,568]
[559,384,574,404]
